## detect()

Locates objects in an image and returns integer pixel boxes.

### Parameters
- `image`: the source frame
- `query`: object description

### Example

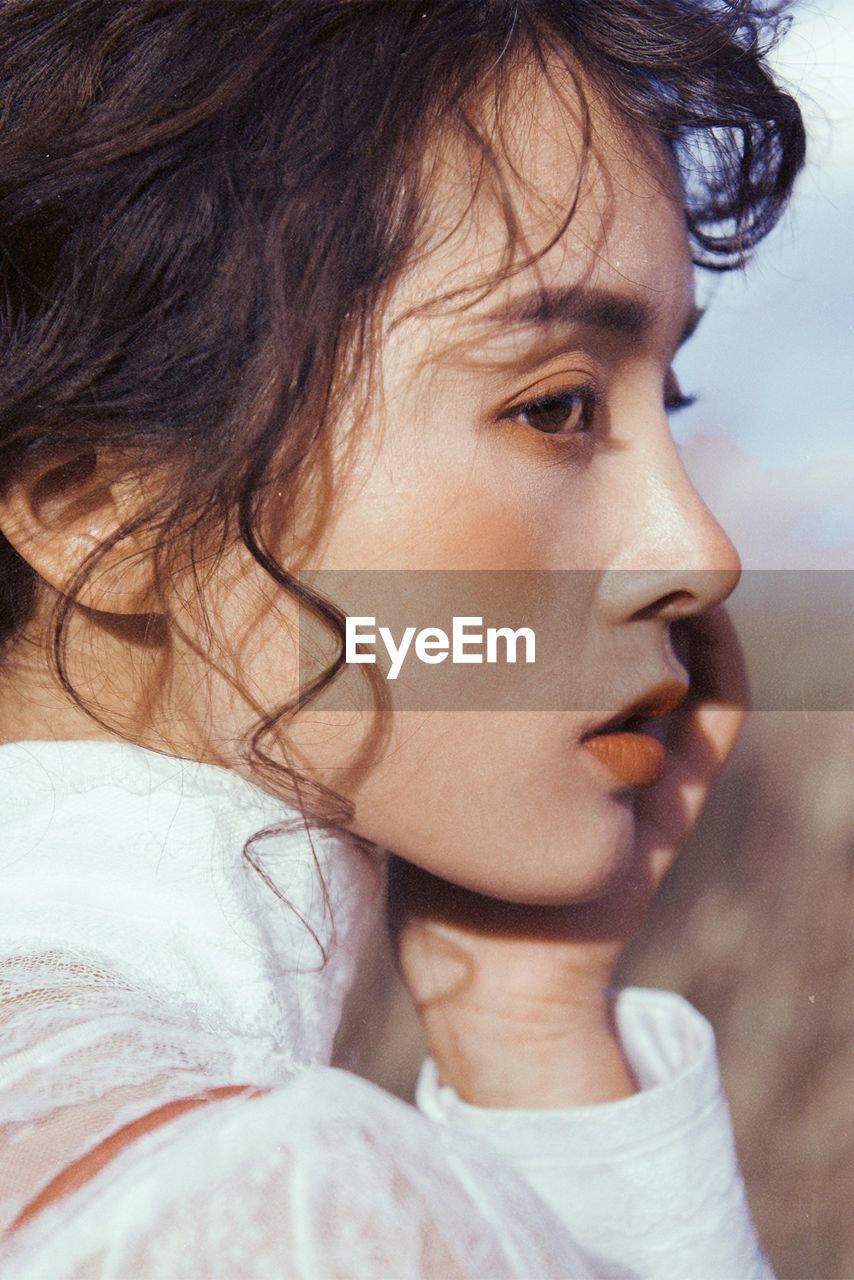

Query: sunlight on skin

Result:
[0,58,747,1121]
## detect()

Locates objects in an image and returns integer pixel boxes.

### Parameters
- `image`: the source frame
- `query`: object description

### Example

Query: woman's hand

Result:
[386,604,749,1108]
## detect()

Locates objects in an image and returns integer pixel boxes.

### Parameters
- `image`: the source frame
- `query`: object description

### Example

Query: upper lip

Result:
[580,678,689,739]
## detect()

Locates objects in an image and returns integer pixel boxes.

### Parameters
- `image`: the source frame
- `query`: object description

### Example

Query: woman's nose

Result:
[599,435,742,624]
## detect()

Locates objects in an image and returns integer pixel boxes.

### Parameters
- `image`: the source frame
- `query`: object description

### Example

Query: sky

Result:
[671,0,854,568]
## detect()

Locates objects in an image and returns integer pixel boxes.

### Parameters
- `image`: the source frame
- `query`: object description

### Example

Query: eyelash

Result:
[505,382,599,437]
[665,391,698,414]
[504,383,697,438]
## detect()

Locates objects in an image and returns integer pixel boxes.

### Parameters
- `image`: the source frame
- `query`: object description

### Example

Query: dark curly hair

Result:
[0,0,805,822]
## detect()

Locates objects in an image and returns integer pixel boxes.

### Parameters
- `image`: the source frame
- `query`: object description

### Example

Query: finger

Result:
[673,602,750,712]
[634,606,749,869]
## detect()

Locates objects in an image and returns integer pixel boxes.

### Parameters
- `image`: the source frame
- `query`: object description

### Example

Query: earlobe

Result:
[0,448,159,616]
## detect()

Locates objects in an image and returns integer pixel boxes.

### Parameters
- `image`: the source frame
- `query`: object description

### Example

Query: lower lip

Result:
[580,732,667,787]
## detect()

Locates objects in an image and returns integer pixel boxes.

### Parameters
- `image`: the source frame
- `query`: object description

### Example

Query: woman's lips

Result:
[580,730,667,787]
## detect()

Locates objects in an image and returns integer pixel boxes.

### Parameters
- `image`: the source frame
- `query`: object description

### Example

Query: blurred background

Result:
[333,5,854,1277]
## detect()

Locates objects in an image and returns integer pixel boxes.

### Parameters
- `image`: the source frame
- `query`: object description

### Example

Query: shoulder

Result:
[1,1066,590,1279]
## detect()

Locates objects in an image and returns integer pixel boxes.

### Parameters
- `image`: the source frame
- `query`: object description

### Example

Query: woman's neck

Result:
[0,601,183,752]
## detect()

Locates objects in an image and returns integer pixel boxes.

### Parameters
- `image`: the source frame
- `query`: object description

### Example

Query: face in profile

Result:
[164,60,743,905]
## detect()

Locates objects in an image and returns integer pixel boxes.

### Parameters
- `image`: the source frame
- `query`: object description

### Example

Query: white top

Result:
[0,739,773,1279]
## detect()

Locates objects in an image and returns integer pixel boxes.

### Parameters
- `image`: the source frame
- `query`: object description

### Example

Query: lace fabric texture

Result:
[0,740,771,1279]
[0,979,588,1278]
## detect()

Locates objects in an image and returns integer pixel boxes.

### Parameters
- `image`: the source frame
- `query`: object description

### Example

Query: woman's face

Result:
[192,67,742,904]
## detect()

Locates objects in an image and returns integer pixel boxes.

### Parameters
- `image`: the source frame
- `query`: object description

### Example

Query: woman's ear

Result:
[0,448,159,615]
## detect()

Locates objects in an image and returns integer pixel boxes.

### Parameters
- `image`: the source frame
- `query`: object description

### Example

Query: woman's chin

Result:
[442,790,639,907]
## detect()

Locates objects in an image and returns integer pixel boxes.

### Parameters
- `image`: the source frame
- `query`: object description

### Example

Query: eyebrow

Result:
[487,284,704,348]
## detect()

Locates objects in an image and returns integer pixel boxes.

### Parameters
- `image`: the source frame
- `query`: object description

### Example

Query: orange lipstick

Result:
[581,730,666,787]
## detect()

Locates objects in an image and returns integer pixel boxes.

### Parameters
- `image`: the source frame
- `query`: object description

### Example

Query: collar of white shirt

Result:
[0,739,383,1070]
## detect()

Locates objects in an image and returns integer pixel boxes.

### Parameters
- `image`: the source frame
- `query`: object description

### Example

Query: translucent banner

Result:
[295,570,854,712]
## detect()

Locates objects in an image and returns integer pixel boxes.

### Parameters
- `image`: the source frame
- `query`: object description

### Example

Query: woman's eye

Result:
[506,384,598,436]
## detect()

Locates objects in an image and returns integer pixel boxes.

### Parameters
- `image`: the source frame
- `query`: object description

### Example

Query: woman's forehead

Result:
[388,60,693,349]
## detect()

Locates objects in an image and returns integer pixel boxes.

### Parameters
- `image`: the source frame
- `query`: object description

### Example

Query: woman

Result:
[0,1,805,1276]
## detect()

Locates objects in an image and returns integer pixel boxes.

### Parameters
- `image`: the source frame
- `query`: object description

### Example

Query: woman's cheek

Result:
[337,710,635,903]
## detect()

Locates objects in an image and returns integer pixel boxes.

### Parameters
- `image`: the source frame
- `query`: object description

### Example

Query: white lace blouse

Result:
[0,740,773,1279]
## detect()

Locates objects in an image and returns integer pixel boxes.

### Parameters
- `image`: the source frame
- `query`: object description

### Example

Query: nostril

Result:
[633,589,694,621]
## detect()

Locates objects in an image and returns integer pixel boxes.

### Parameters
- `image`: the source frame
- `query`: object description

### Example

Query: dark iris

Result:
[517,390,593,435]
